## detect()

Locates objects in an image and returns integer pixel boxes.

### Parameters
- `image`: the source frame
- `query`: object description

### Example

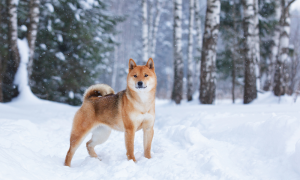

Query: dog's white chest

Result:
[130,112,153,124]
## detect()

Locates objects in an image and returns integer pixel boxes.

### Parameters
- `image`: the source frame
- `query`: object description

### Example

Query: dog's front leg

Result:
[125,128,136,162]
[143,126,154,159]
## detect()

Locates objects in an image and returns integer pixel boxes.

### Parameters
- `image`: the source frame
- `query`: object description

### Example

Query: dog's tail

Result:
[83,84,115,101]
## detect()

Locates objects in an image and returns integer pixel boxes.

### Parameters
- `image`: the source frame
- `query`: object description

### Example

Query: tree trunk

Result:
[0,53,3,102]
[263,0,281,91]
[187,0,194,101]
[242,0,259,104]
[171,0,183,104]
[148,0,154,56]
[289,49,299,95]
[27,0,40,84]
[253,0,260,91]
[194,0,202,90]
[142,0,148,63]
[199,0,220,104]
[273,0,295,96]
[194,0,202,53]
[150,0,162,59]
[5,0,20,96]
[0,3,3,102]
[231,1,237,104]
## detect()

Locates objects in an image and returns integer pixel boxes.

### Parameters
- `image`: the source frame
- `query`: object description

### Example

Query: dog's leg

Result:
[143,127,154,159]
[86,125,111,159]
[125,128,136,162]
[64,121,94,167]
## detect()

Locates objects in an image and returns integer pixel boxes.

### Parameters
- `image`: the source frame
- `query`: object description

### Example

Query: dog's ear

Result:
[129,58,137,71]
[146,58,155,70]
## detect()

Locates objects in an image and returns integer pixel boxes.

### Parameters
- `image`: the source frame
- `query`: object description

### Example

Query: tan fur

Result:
[64,58,157,167]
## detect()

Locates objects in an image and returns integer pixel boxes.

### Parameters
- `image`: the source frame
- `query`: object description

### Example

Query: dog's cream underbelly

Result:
[130,112,154,130]
[109,112,154,132]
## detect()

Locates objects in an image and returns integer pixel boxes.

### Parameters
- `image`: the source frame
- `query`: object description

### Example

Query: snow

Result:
[55,52,66,61]
[14,38,40,103]
[1,92,300,179]
[45,3,54,12]
[20,25,27,31]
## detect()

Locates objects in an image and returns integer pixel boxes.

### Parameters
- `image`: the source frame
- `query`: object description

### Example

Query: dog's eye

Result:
[144,74,148,77]
[134,75,137,78]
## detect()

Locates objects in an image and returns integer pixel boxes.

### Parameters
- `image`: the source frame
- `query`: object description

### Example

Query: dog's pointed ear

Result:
[146,58,155,70]
[129,58,137,71]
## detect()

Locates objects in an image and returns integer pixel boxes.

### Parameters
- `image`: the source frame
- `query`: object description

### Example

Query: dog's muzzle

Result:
[136,81,147,89]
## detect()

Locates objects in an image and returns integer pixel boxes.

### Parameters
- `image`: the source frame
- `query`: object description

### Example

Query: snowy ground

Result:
[1,93,300,180]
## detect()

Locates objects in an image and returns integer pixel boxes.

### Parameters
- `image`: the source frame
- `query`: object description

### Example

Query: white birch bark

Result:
[27,0,40,83]
[171,0,183,104]
[263,0,281,91]
[199,0,220,104]
[187,0,194,101]
[148,0,154,56]
[150,0,162,58]
[273,0,295,96]
[142,0,149,63]
[242,0,259,104]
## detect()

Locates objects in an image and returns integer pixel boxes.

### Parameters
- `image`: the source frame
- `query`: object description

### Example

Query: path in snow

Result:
[1,93,300,179]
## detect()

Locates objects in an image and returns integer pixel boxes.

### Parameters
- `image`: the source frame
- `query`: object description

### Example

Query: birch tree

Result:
[0,56,2,102]
[6,0,20,94]
[194,0,202,91]
[0,5,3,102]
[187,0,194,101]
[242,0,260,104]
[231,1,237,103]
[142,0,148,63]
[194,0,202,54]
[27,0,40,83]
[171,0,183,104]
[199,0,220,104]
[150,0,162,58]
[263,0,281,91]
[273,0,296,96]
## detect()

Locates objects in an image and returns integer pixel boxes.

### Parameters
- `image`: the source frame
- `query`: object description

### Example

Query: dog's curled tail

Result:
[83,84,115,101]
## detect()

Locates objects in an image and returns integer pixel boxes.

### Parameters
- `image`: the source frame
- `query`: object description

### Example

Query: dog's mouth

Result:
[136,86,147,89]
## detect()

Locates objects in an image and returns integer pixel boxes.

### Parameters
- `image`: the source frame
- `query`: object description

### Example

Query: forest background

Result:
[0,0,300,105]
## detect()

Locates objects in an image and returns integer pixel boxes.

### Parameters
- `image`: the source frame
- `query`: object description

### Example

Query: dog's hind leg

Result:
[64,116,95,167]
[86,125,111,159]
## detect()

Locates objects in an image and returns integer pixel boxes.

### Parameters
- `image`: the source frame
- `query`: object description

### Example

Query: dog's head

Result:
[127,58,157,92]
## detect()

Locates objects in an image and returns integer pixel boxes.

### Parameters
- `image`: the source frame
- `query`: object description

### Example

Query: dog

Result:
[64,58,157,166]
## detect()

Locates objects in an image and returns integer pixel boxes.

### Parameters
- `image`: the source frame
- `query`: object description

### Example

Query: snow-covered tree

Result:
[171,0,183,104]
[30,0,121,105]
[199,0,220,104]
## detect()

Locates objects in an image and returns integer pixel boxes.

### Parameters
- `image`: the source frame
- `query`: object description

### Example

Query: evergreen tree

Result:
[29,0,121,105]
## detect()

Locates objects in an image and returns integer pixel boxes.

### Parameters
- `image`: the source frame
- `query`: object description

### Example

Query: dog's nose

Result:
[138,81,143,86]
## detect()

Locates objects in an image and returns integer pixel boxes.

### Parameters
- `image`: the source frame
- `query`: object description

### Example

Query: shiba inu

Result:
[64,58,157,167]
